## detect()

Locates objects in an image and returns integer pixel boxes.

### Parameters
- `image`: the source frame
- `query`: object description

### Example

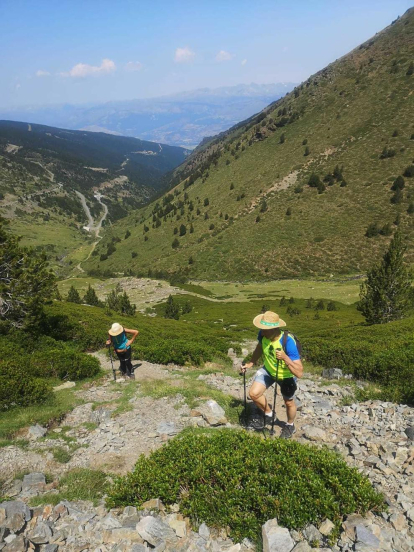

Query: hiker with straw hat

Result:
[106,323,139,379]
[241,311,303,439]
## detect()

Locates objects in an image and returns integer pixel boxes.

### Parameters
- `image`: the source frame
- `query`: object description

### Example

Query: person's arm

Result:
[106,334,111,346]
[240,343,263,373]
[124,328,139,348]
[275,337,303,378]
[276,352,304,378]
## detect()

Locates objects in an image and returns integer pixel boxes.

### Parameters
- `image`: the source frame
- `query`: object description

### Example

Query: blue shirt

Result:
[111,331,129,350]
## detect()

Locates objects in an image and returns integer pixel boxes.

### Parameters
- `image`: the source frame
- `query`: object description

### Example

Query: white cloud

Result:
[174,47,195,63]
[15,83,21,90]
[282,46,289,52]
[241,59,247,66]
[125,61,143,72]
[36,70,51,77]
[216,50,234,62]
[60,58,116,78]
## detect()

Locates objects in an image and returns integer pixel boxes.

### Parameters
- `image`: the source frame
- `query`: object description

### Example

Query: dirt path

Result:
[74,191,109,272]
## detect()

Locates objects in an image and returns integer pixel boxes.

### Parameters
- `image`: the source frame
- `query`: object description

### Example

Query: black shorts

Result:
[254,368,297,400]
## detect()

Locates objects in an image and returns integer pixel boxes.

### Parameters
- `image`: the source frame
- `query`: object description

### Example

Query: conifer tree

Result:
[164,295,180,320]
[0,220,56,329]
[83,284,101,307]
[67,286,81,304]
[358,231,412,324]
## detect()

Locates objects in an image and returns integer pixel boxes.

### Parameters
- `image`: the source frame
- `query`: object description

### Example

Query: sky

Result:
[0,0,412,109]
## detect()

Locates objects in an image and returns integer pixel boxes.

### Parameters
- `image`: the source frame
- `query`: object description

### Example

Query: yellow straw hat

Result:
[108,322,124,336]
[253,311,286,330]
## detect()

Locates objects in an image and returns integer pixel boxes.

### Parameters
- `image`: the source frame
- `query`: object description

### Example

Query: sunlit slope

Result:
[85,9,414,279]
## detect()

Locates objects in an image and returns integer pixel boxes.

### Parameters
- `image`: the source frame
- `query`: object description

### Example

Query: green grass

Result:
[139,378,242,424]
[0,384,85,440]
[29,468,109,506]
[111,381,137,417]
[52,446,73,464]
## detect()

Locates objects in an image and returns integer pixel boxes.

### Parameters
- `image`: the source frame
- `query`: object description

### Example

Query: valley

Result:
[1,5,413,552]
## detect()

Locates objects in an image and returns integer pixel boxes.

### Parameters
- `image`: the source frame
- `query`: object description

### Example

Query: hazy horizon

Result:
[0,0,412,110]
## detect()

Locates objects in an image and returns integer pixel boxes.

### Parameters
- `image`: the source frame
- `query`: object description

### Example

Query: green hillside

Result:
[0,121,188,271]
[85,9,414,280]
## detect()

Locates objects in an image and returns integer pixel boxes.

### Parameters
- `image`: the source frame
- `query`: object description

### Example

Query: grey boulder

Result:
[262,519,294,552]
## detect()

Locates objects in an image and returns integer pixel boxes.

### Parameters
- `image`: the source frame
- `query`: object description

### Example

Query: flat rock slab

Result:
[28,424,47,439]
[22,473,46,491]
[136,515,176,546]
[157,421,178,436]
[192,400,227,426]
[0,500,31,521]
[262,519,294,552]
[53,381,76,391]
[302,425,327,442]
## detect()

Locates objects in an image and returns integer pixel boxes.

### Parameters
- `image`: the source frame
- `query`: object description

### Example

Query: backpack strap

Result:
[282,330,289,354]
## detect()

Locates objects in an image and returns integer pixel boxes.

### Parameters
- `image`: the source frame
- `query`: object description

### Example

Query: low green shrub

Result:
[29,350,100,380]
[107,429,384,543]
[134,340,224,366]
[0,362,52,411]
[302,317,414,404]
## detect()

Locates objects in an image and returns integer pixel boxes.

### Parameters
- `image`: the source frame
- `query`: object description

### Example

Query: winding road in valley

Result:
[74,191,108,272]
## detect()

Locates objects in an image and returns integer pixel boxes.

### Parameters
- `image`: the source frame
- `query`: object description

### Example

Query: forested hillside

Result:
[86,8,414,279]
[0,121,188,271]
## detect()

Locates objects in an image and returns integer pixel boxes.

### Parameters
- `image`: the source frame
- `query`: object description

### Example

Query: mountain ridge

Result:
[0,83,296,149]
[84,8,414,280]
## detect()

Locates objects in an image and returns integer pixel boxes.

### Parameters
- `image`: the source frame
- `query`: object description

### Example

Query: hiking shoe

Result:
[280,424,296,439]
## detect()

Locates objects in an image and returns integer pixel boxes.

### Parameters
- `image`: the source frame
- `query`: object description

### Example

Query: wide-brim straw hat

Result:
[108,322,124,336]
[253,311,286,330]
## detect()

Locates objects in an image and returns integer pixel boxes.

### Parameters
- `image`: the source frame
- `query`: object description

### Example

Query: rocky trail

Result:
[0,350,413,551]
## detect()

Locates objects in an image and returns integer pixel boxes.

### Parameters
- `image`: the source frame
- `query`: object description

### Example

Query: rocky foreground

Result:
[0,352,413,551]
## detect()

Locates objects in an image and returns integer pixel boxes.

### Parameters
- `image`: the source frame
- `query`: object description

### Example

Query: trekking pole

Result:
[270,348,281,436]
[107,343,116,382]
[241,362,247,427]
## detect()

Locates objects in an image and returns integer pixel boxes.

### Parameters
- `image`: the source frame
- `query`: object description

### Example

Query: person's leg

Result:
[249,381,272,415]
[279,378,298,439]
[116,352,127,375]
[284,398,297,424]
[124,348,133,378]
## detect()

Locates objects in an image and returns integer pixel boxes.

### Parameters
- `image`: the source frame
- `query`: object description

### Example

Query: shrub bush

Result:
[107,430,384,543]
[302,317,414,404]
[0,362,52,411]
[30,350,100,380]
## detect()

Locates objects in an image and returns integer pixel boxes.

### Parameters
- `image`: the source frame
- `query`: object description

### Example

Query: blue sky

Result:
[0,0,412,108]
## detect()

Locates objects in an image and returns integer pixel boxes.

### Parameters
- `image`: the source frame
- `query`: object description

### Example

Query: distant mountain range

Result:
[0,83,296,149]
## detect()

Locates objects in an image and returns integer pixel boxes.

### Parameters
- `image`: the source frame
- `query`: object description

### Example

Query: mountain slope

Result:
[0,121,188,271]
[84,9,414,280]
[0,84,295,149]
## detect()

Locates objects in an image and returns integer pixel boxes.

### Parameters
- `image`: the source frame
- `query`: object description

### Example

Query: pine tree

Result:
[67,285,81,304]
[164,295,180,320]
[83,284,101,307]
[0,220,56,329]
[279,296,287,306]
[304,146,310,156]
[179,224,187,236]
[172,238,179,249]
[357,231,412,324]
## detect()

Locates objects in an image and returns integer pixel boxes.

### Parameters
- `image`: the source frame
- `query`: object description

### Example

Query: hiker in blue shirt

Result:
[241,311,303,439]
[106,322,139,379]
